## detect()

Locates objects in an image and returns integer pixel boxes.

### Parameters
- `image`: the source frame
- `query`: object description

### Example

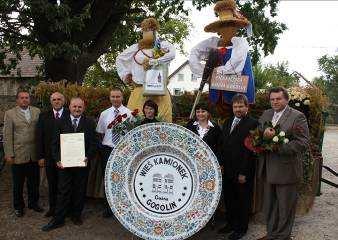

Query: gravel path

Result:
[0,126,337,240]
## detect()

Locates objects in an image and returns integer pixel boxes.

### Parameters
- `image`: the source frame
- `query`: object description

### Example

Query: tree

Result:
[313,54,338,104]
[1,0,286,84]
[253,62,299,89]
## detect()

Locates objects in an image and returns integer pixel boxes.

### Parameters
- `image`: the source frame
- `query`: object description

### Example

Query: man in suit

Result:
[257,87,309,240]
[42,97,98,231]
[96,88,131,218]
[36,92,69,217]
[3,89,43,217]
[219,94,258,240]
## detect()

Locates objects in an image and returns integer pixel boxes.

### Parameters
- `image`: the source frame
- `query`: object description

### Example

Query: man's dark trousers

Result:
[11,161,40,210]
[223,176,254,233]
[45,163,58,212]
[54,167,89,222]
[100,145,113,211]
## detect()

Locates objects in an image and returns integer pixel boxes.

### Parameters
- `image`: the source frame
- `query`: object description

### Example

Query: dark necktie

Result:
[72,118,78,132]
[55,112,60,119]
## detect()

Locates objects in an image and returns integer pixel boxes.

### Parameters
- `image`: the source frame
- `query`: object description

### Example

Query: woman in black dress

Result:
[141,99,159,125]
[186,102,223,164]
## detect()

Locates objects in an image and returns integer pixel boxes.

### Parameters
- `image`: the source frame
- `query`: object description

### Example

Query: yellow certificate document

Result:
[60,133,86,167]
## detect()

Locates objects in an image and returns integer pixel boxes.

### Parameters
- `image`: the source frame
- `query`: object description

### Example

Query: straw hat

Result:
[140,18,160,32]
[204,0,250,33]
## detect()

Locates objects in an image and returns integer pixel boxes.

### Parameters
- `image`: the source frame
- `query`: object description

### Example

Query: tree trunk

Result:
[45,58,89,84]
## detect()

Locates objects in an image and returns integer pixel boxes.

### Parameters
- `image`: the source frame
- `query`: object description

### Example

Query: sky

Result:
[169,1,338,80]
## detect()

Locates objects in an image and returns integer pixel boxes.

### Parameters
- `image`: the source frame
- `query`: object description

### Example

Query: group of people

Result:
[187,88,309,240]
[2,88,159,231]
[2,0,310,239]
[3,86,309,240]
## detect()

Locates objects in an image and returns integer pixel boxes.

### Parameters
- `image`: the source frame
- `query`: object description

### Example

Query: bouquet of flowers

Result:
[244,121,290,153]
[107,109,142,136]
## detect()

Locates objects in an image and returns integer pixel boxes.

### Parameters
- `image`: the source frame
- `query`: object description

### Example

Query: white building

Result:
[167,60,208,96]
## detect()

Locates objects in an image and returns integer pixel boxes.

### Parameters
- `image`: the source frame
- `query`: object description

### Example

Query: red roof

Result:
[0,49,43,78]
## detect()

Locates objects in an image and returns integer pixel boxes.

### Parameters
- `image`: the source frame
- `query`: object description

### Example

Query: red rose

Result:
[116,115,123,123]
[131,109,139,117]
[244,135,264,154]
[122,113,127,118]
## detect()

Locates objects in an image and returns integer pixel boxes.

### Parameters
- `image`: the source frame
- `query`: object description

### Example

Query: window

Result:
[191,73,198,82]
[177,73,184,82]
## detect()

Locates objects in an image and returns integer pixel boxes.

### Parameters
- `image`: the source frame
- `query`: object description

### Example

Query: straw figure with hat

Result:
[189,0,255,118]
[116,17,175,122]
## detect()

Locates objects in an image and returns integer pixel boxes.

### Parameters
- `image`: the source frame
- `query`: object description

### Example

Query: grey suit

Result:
[258,106,309,240]
[3,106,41,210]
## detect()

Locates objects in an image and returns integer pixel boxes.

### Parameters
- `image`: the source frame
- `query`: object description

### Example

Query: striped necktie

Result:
[111,109,120,145]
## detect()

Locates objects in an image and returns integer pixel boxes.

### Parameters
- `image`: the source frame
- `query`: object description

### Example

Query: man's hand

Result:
[4,156,14,164]
[238,174,246,184]
[38,159,45,167]
[263,127,276,139]
[56,161,64,169]
[125,74,133,84]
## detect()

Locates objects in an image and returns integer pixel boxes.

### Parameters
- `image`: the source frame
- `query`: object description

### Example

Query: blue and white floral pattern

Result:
[105,122,222,240]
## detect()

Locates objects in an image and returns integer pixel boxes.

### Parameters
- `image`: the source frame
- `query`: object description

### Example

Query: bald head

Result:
[50,92,65,111]
[69,97,85,118]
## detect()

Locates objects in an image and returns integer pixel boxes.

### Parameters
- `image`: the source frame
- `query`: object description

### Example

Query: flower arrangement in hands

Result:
[107,109,142,136]
[244,121,290,153]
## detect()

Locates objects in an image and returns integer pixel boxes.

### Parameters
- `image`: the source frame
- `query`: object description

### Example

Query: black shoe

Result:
[228,232,246,240]
[14,209,24,217]
[102,208,113,218]
[71,216,83,225]
[29,205,44,213]
[218,224,233,234]
[44,209,55,217]
[41,219,64,232]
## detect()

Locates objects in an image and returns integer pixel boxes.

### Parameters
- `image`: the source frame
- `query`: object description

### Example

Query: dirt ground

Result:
[0,126,337,240]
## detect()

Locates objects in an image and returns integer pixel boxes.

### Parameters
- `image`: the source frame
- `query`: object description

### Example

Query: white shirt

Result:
[189,36,249,77]
[96,105,131,147]
[20,107,31,122]
[116,40,175,84]
[53,107,64,118]
[272,106,287,127]
[193,120,214,139]
[230,117,241,133]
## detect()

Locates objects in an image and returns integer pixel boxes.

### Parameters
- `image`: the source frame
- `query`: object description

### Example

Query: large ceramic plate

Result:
[105,122,222,240]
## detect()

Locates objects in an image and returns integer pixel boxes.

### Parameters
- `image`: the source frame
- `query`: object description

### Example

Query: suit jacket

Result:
[186,120,223,165]
[51,114,98,166]
[3,106,40,164]
[221,115,258,179]
[257,106,310,184]
[36,108,70,165]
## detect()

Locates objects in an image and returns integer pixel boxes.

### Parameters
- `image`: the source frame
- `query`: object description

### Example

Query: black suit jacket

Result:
[36,108,70,165]
[222,115,258,179]
[186,120,224,165]
[51,114,98,166]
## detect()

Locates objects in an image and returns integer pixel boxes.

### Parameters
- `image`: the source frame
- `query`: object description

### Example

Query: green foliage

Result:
[1,0,286,83]
[313,54,338,104]
[83,62,124,88]
[253,62,299,90]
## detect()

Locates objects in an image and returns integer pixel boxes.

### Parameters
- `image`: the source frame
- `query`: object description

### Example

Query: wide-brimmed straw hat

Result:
[204,0,250,33]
